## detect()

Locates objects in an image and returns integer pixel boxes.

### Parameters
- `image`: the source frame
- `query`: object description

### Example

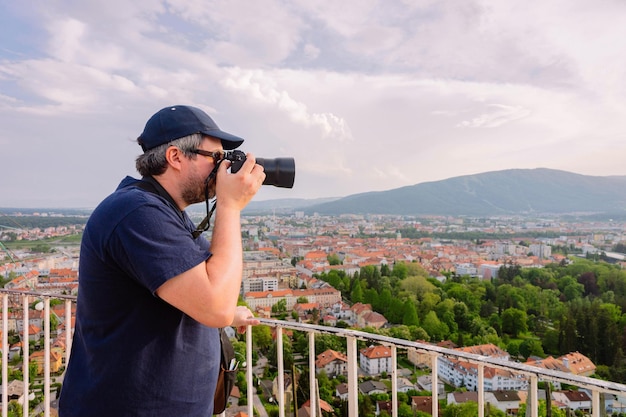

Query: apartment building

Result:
[438,344,529,392]
[360,345,392,376]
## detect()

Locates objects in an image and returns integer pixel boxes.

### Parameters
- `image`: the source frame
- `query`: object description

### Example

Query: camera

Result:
[226,150,295,188]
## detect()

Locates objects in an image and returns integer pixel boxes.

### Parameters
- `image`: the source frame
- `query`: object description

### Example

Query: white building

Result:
[360,345,392,376]
[315,349,347,377]
[242,276,279,294]
[455,263,478,277]
[438,344,528,392]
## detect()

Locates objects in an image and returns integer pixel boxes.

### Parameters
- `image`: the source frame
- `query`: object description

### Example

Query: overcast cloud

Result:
[1,0,626,208]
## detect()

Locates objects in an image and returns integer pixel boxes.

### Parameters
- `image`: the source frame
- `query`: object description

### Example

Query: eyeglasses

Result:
[190,149,226,164]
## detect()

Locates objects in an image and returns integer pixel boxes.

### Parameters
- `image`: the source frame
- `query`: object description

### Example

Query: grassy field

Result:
[2,233,83,250]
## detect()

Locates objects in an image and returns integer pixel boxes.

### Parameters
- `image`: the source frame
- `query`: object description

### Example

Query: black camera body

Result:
[226,150,295,188]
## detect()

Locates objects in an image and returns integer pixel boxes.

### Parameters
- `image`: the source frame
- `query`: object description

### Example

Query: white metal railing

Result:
[1,290,74,417]
[2,289,626,417]
[247,319,626,417]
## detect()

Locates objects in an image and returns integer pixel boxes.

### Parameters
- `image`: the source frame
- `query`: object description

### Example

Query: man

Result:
[59,105,264,416]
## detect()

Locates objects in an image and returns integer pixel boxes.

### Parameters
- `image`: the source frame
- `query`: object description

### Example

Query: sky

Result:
[1,0,626,208]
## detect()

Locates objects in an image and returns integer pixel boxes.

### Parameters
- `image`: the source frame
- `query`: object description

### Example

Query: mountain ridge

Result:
[246,168,626,216]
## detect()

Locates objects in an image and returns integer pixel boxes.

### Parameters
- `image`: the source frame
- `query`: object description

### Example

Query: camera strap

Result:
[135,176,211,239]
[137,176,186,225]
[190,161,223,238]
[192,197,214,239]
[137,159,224,239]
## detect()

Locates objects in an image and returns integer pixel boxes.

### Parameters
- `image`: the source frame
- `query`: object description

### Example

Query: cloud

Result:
[2,0,626,207]
[221,68,353,142]
[458,104,531,128]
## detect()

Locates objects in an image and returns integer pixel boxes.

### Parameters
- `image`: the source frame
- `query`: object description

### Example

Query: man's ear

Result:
[165,146,184,171]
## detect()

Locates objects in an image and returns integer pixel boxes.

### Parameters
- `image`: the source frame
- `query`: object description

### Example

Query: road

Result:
[252,390,269,417]
[253,355,270,417]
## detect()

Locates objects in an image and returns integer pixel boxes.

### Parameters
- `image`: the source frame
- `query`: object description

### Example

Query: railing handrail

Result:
[257,317,626,397]
[0,288,76,300]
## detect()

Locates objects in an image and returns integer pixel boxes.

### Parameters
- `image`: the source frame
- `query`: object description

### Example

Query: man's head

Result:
[136,133,223,205]
[135,106,244,205]
[137,105,244,152]
[135,105,244,177]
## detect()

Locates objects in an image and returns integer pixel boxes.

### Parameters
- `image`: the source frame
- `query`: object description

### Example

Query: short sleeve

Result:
[107,199,211,293]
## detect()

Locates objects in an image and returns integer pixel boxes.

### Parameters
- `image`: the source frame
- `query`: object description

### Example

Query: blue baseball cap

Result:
[138,105,244,152]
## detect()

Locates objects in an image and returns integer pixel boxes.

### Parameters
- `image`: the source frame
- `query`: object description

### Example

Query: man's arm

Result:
[156,156,265,327]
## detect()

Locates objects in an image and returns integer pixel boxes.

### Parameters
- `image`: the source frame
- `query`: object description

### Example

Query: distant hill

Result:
[300,168,626,216]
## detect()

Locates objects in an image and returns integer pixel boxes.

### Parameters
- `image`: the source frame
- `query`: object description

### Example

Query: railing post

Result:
[2,294,8,417]
[529,375,538,417]
[23,295,29,417]
[277,327,285,417]
[391,345,398,417]
[246,326,253,417]
[431,354,439,417]
[308,332,316,417]
[477,364,484,417]
[346,336,358,417]
[44,297,50,417]
[65,299,72,366]
[592,390,600,417]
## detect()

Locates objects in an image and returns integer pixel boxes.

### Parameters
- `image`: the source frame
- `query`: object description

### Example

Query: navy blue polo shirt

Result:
[59,176,219,417]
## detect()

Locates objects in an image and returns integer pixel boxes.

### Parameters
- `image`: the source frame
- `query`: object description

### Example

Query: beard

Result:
[181,175,216,206]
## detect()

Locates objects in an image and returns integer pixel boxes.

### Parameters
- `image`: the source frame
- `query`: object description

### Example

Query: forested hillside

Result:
[303,169,626,216]
[317,258,626,383]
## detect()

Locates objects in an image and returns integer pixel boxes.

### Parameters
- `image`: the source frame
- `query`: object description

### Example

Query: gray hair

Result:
[135,133,203,177]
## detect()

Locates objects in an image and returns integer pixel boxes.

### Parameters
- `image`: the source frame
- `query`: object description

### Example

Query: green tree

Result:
[501,307,528,337]
[442,402,478,417]
[358,393,374,417]
[507,340,521,358]
[387,297,406,324]
[541,329,560,355]
[398,403,413,417]
[7,401,22,417]
[252,325,273,353]
[321,270,351,294]
[435,299,458,335]
[387,325,412,341]
[402,300,419,326]
[327,253,342,265]
[557,275,584,301]
[596,303,621,365]
[559,312,578,354]
[445,282,482,313]
[418,292,440,319]
[271,299,287,315]
[400,275,436,300]
[392,262,409,280]
[518,401,567,417]
[315,334,346,355]
[268,339,293,370]
[421,311,449,341]
[361,265,382,291]
[519,338,544,359]
[351,280,364,303]
[377,288,393,315]
[363,289,379,308]
[495,284,526,312]
[457,302,478,335]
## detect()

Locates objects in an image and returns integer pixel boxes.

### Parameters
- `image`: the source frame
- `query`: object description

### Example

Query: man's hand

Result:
[231,306,260,333]
[216,153,265,211]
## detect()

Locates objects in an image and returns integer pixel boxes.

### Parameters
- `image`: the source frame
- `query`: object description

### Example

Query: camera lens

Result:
[227,151,295,188]
[256,158,295,188]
